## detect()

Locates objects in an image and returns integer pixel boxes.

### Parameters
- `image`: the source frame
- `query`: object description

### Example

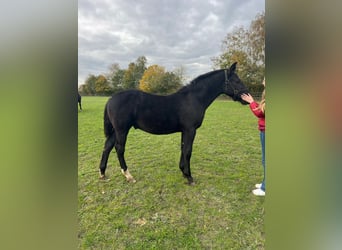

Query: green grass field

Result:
[78,96,265,249]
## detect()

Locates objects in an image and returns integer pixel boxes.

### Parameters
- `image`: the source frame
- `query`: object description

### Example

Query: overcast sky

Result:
[78,0,265,86]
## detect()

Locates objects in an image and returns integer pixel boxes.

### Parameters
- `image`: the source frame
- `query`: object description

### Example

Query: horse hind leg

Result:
[99,134,115,179]
[115,130,136,183]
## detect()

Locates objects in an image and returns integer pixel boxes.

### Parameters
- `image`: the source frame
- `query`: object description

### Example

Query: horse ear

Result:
[229,62,237,73]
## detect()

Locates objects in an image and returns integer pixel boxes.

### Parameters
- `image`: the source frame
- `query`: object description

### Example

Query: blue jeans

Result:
[260,131,265,191]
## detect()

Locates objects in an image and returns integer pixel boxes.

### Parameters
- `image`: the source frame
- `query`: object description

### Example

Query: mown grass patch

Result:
[78,96,264,249]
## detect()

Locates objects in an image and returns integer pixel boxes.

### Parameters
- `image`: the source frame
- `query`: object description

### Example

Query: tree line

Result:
[78,56,185,96]
[79,12,264,97]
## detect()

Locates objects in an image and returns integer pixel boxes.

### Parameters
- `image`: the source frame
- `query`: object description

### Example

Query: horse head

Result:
[223,62,249,105]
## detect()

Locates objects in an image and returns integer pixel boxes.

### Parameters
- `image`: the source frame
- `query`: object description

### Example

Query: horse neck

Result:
[192,76,223,109]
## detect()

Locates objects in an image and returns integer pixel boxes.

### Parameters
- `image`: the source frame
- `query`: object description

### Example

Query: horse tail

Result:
[103,104,114,138]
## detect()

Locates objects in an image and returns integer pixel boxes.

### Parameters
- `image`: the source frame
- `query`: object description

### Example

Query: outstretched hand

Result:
[240,93,254,104]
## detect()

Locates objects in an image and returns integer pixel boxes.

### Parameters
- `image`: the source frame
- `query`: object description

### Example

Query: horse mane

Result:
[177,69,224,93]
[191,69,224,83]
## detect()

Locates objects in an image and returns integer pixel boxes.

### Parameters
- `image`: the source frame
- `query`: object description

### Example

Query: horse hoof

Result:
[128,178,137,183]
[126,175,136,183]
[185,180,195,185]
[121,169,136,183]
[99,173,111,181]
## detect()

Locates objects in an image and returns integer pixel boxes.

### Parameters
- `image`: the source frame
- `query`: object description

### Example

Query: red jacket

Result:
[249,101,265,131]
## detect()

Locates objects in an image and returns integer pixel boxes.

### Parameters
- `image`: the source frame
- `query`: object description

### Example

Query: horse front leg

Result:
[180,129,196,185]
[115,130,136,183]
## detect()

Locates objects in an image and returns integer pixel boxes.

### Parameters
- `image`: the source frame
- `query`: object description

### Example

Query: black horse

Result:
[99,62,249,184]
[78,92,82,111]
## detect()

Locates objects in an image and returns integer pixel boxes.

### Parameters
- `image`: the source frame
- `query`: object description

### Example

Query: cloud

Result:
[78,0,264,85]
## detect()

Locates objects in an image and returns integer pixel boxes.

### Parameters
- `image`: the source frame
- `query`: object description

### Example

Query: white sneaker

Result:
[255,183,262,189]
[252,188,265,196]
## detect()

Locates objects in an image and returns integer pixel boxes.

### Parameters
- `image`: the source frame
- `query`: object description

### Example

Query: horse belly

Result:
[135,113,180,134]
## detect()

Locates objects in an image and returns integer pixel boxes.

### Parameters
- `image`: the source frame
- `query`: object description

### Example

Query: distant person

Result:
[241,79,265,196]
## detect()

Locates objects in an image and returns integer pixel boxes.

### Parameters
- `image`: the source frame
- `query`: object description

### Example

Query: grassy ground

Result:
[78,96,265,249]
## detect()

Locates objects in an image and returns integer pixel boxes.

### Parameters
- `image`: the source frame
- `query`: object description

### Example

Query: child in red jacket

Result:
[241,85,265,196]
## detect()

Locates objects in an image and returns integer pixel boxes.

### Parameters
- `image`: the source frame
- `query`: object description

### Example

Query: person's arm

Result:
[241,93,264,118]
[249,102,264,118]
